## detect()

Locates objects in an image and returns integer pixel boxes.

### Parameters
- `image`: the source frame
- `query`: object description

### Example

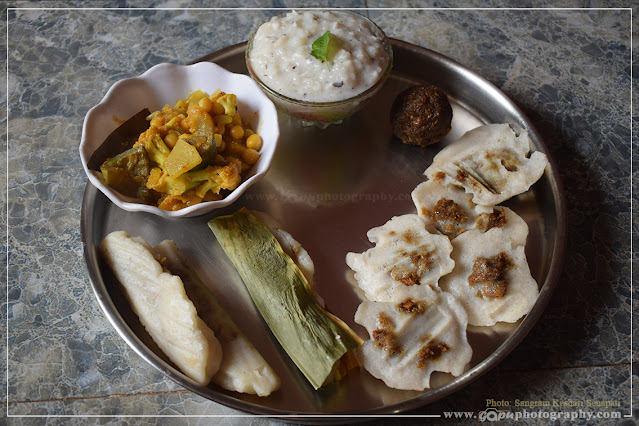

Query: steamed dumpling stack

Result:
[347,123,548,390]
[412,180,538,327]
[346,214,473,391]
[417,123,546,327]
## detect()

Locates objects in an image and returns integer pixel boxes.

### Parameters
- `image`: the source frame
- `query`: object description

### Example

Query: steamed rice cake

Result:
[346,214,455,302]
[354,291,472,390]
[425,123,548,206]
[439,226,539,326]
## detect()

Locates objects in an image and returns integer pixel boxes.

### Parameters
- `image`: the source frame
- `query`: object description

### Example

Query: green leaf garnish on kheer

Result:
[310,31,334,70]
[209,208,362,390]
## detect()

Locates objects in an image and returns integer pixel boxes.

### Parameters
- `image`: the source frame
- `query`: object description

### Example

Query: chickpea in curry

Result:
[100,90,263,211]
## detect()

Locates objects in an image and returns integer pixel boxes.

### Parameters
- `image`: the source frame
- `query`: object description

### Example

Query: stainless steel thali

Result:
[81,39,566,418]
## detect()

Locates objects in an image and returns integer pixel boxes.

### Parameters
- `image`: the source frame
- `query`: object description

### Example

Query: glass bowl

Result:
[245,10,393,127]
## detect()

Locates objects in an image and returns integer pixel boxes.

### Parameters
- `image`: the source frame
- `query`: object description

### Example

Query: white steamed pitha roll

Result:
[354,291,472,391]
[153,240,280,397]
[439,226,539,326]
[424,123,548,206]
[100,231,222,386]
[346,214,455,302]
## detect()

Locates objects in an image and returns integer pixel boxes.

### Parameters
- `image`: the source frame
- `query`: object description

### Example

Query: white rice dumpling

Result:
[346,214,455,302]
[100,231,222,386]
[425,123,548,206]
[153,240,280,396]
[354,291,472,390]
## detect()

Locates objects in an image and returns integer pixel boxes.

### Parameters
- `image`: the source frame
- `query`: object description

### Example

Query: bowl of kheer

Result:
[246,9,393,127]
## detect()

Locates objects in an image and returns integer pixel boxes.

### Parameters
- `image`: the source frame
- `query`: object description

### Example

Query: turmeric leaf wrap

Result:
[208,208,362,389]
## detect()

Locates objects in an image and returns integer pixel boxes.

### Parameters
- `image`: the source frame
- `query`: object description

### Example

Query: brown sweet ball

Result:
[390,85,453,147]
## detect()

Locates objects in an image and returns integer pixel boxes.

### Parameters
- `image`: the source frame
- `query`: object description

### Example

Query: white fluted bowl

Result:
[79,62,280,218]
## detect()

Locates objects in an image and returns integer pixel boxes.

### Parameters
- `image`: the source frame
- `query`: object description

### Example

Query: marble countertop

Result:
[4,1,636,424]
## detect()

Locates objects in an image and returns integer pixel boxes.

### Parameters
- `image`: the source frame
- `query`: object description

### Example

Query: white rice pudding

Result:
[249,10,389,103]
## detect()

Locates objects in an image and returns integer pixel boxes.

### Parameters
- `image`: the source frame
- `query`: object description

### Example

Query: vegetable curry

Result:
[100,90,263,211]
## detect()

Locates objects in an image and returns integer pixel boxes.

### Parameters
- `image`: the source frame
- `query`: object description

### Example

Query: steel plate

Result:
[81,39,566,419]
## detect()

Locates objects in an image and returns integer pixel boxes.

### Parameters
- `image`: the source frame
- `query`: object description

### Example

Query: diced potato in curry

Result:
[100,89,263,211]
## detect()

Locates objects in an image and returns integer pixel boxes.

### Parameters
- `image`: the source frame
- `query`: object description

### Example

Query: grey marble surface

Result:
[4,1,637,424]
